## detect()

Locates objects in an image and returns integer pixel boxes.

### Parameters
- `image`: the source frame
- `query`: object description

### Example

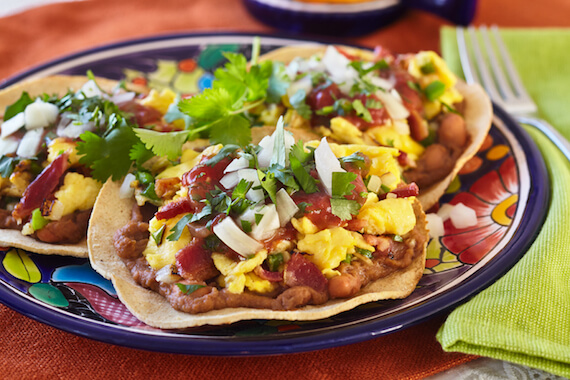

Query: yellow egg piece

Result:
[329,117,365,144]
[47,138,80,165]
[357,193,416,236]
[327,142,403,180]
[140,88,177,115]
[291,217,319,235]
[53,172,102,216]
[156,148,201,179]
[296,227,374,278]
[365,126,425,160]
[143,214,192,270]
[212,250,272,294]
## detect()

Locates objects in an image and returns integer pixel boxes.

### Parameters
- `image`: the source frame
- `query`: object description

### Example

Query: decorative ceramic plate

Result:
[0,33,549,356]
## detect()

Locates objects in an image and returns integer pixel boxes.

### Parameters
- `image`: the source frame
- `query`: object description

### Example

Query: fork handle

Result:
[517,116,570,163]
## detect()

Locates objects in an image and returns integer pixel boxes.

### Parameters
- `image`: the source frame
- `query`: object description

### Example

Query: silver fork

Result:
[456,25,570,162]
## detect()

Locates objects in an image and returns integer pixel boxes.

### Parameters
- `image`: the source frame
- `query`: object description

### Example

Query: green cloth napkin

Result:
[437,27,570,377]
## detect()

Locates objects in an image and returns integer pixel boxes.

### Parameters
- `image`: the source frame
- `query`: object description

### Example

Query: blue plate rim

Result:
[0,32,550,356]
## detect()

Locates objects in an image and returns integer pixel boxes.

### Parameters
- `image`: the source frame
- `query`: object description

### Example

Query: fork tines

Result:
[456,25,537,114]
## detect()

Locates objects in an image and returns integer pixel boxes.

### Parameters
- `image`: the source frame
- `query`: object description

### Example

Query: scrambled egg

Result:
[296,227,374,278]
[328,117,365,144]
[366,126,425,161]
[143,214,192,270]
[357,193,416,236]
[140,88,186,129]
[327,143,402,189]
[53,172,102,217]
[156,148,201,179]
[212,250,276,294]
[407,51,464,119]
[47,138,80,165]
[140,88,176,115]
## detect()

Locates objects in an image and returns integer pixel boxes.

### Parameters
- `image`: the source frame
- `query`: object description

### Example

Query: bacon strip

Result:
[12,152,69,222]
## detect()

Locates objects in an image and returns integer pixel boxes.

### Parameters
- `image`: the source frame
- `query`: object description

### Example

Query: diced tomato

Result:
[12,152,69,222]
[307,83,341,111]
[175,238,219,282]
[182,156,232,187]
[291,191,343,230]
[119,101,163,126]
[284,253,327,293]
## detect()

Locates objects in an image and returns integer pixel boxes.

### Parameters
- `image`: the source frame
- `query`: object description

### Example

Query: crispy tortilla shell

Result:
[0,75,146,257]
[259,45,493,211]
[88,179,427,328]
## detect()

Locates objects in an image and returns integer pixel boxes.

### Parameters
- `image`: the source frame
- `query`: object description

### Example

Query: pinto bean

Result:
[438,113,467,149]
[328,274,361,299]
[421,144,451,172]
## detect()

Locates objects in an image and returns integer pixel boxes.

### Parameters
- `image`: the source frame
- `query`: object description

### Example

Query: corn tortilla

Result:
[88,179,427,328]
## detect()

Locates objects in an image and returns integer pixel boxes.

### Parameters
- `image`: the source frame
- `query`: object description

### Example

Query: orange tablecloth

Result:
[1,0,569,378]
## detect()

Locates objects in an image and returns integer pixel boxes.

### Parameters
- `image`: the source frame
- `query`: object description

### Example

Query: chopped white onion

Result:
[314,137,344,195]
[287,75,313,99]
[367,174,382,193]
[1,112,25,138]
[374,90,410,120]
[80,80,103,98]
[275,188,299,227]
[237,169,264,202]
[224,156,249,173]
[366,74,394,91]
[119,173,136,199]
[110,91,135,105]
[155,265,181,284]
[220,171,240,190]
[57,121,96,139]
[213,217,263,257]
[449,203,478,229]
[257,128,295,168]
[24,100,59,130]
[16,129,44,158]
[0,136,19,156]
[322,46,358,93]
[425,213,444,239]
[250,204,280,241]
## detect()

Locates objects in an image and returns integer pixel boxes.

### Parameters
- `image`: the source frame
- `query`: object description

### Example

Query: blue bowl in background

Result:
[243,0,478,37]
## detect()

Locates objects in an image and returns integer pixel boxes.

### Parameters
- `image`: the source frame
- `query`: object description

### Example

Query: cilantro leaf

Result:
[134,128,189,160]
[232,178,253,200]
[208,114,251,147]
[241,220,252,233]
[180,87,235,121]
[255,213,264,225]
[288,89,312,119]
[330,198,361,221]
[177,283,205,295]
[151,225,166,246]
[129,142,154,167]
[77,122,140,182]
[290,140,312,164]
[166,214,194,242]
[257,169,277,204]
[289,154,318,194]
[267,61,290,103]
[331,171,357,197]
[4,92,34,121]
[0,156,21,178]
